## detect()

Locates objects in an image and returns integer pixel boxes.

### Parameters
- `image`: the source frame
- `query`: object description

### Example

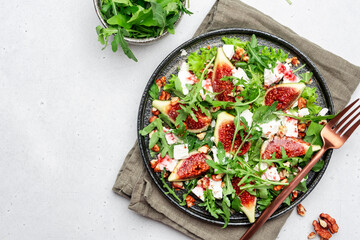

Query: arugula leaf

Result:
[301,87,322,114]
[149,82,159,100]
[160,169,181,202]
[312,160,325,172]
[222,37,247,48]
[299,72,312,84]
[150,2,166,28]
[303,122,324,146]
[187,47,217,78]
[231,196,242,212]
[252,102,278,124]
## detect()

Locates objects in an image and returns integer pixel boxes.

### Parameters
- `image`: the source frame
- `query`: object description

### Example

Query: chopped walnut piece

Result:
[170,97,179,106]
[185,195,195,208]
[291,190,299,201]
[319,120,328,126]
[298,123,307,132]
[196,132,206,140]
[291,57,300,67]
[279,169,289,180]
[151,144,160,152]
[242,55,249,63]
[211,173,224,181]
[149,116,158,123]
[307,232,316,239]
[152,107,160,116]
[298,97,307,109]
[210,106,220,112]
[313,220,332,239]
[155,79,164,88]
[298,132,306,138]
[159,91,171,100]
[320,213,339,234]
[172,182,184,190]
[297,204,306,216]
[273,179,288,191]
[150,159,158,169]
[235,47,245,59]
[198,145,210,154]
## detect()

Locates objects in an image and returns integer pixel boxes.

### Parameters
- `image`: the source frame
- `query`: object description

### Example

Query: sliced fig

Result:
[168,152,211,182]
[261,136,321,159]
[153,100,212,133]
[232,177,256,223]
[264,83,306,110]
[212,47,235,102]
[214,112,251,155]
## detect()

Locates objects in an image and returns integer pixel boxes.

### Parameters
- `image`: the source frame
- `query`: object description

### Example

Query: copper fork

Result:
[240,98,360,240]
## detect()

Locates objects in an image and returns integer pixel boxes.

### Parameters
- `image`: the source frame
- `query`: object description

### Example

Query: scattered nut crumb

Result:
[307,232,316,239]
[172,182,184,190]
[185,195,195,207]
[298,97,307,109]
[198,145,209,154]
[149,116,157,123]
[151,144,160,152]
[196,132,206,140]
[152,107,160,116]
[320,213,339,234]
[297,204,306,216]
[159,91,171,100]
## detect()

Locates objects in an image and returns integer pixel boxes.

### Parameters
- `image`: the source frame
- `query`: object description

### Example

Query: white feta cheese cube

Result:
[211,146,219,163]
[173,144,189,160]
[240,109,253,127]
[264,167,280,181]
[165,133,177,145]
[157,154,178,172]
[232,67,249,85]
[178,62,198,95]
[318,108,329,116]
[259,119,282,138]
[298,108,310,117]
[281,116,298,138]
[209,179,223,199]
[264,68,277,86]
[222,44,235,60]
[191,186,205,201]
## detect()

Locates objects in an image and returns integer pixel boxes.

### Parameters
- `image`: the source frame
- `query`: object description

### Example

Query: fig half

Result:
[212,47,235,102]
[264,83,306,110]
[168,152,211,182]
[214,111,251,155]
[232,177,256,223]
[261,136,321,159]
[152,100,212,133]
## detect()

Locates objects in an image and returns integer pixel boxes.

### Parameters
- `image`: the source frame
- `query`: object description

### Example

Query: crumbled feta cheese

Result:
[192,178,223,201]
[211,146,219,163]
[225,153,233,159]
[281,116,298,138]
[178,62,198,95]
[282,70,299,83]
[163,127,170,133]
[232,67,249,85]
[157,154,178,172]
[298,108,310,117]
[165,132,177,145]
[173,144,189,160]
[222,44,235,60]
[211,120,216,128]
[254,162,269,172]
[264,68,277,86]
[273,61,290,81]
[180,49,188,56]
[264,166,280,181]
[318,108,329,116]
[192,186,205,201]
[240,109,253,127]
[210,136,215,142]
[200,78,214,100]
[259,119,282,138]
[209,179,223,199]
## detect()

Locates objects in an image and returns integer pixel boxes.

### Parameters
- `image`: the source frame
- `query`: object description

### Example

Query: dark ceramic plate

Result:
[137,29,334,225]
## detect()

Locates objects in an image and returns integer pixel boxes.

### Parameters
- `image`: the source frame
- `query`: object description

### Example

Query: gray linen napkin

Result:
[113,0,360,239]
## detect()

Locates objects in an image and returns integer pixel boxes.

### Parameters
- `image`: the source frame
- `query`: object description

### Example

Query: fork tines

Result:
[329,98,360,138]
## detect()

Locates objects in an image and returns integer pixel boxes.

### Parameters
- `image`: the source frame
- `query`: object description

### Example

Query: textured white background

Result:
[1,0,359,239]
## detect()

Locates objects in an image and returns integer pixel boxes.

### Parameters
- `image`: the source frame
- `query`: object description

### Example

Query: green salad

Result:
[96,0,192,62]
[139,35,334,227]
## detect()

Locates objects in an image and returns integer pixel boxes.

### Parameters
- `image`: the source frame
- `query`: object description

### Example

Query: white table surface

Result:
[1,0,359,239]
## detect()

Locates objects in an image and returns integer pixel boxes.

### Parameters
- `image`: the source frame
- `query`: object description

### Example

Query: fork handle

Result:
[240,147,327,240]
